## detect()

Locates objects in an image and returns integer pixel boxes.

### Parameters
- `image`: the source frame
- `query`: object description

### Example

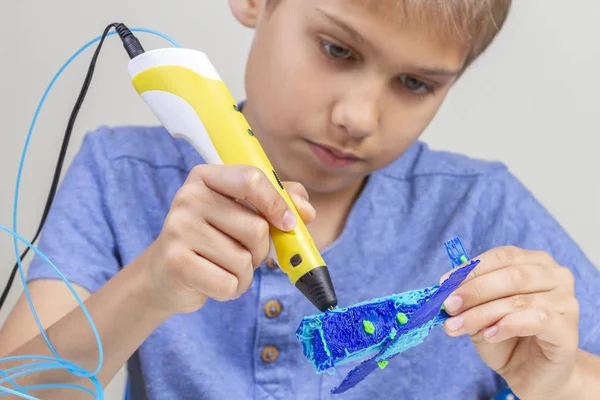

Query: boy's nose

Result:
[331,88,380,140]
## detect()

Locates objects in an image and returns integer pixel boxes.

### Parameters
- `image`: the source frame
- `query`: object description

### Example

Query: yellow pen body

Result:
[128,48,337,311]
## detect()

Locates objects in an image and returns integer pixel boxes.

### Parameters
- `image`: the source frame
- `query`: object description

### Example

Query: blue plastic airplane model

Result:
[295,236,480,394]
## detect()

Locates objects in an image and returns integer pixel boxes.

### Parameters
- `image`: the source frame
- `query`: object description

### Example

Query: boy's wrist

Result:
[127,245,175,323]
[542,357,586,400]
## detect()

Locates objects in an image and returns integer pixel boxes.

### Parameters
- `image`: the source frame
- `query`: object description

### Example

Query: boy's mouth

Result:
[306,140,361,168]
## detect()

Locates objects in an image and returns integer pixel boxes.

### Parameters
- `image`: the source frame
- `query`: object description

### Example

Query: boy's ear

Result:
[229,0,265,28]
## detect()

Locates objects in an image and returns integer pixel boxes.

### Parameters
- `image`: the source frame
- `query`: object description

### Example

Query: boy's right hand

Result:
[139,164,316,315]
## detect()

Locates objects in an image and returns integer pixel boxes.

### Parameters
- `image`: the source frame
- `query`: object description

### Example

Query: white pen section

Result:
[127,47,222,81]
[127,48,224,165]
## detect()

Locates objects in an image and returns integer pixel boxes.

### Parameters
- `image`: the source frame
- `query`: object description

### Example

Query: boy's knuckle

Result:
[161,221,180,241]
[242,166,264,192]
[512,294,530,311]
[533,250,554,266]
[164,211,201,242]
[493,246,519,265]
[468,281,485,306]
[189,165,201,177]
[170,190,185,209]
[508,265,530,291]
[190,164,208,180]
[557,292,580,316]
[174,185,202,208]
[236,249,252,269]
[250,217,270,243]
[469,308,486,333]
[268,195,288,219]
[164,247,190,277]
[557,266,575,289]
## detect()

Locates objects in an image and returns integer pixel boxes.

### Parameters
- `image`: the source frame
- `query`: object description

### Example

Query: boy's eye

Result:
[399,75,432,94]
[321,40,354,60]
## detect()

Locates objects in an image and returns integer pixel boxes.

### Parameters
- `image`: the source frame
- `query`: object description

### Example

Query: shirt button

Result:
[264,300,282,318]
[266,257,278,270]
[261,345,279,363]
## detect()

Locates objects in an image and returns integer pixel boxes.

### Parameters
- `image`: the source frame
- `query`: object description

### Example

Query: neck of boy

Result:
[305,176,367,250]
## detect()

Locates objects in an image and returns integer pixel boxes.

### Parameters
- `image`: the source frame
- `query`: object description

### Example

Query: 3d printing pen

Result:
[119,27,338,312]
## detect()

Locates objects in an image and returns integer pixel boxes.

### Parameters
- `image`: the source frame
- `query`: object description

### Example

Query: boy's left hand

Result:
[440,246,580,399]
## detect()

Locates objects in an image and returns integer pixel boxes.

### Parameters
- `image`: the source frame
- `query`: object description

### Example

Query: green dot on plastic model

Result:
[396,312,408,324]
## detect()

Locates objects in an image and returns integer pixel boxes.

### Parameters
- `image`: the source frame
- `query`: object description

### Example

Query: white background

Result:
[0,1,598,398]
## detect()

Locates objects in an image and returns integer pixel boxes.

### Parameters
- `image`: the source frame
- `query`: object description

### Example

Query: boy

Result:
[1,0,599,399]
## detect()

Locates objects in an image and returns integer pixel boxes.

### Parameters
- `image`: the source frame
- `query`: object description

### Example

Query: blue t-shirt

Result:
[27,125,600,400]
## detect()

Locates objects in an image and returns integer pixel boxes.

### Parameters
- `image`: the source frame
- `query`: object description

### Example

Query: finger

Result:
[482,307,576,349]
[287,189,316,224]
[283,181,316,224]
[440,247,557,285]
[442,264,564,316]
[444,291,576,337]
[184,223,255,297]
[182,253,241,302]
[465,306,577,371]
[193,164,297,232]
[282,181,309,202]
[439,260,480,288]
[167,186,270,269]
[199,192,271,268]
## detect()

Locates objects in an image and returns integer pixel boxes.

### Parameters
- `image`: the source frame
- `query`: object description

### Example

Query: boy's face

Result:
[231,0,466,194]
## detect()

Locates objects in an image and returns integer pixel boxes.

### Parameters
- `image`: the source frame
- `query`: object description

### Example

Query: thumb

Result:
[283,181,316,224]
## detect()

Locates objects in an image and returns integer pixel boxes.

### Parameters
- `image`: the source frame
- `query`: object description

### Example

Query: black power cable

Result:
[0,23,145,312]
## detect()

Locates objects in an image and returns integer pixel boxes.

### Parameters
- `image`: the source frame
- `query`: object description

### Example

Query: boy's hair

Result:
[266,0,512,68]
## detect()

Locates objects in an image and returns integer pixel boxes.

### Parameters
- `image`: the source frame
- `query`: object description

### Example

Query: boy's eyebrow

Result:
[315,8,370,47]
[411,66,461,77]
[314,8,462,79]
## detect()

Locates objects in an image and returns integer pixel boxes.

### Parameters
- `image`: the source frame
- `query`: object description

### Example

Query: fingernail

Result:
[484,325,498,339]
[282,210,297,231]
[446,316,464,332]
[443,295,463,313]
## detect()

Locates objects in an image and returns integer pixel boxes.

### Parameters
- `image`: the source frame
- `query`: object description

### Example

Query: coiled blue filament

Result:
[0,27,181,399]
